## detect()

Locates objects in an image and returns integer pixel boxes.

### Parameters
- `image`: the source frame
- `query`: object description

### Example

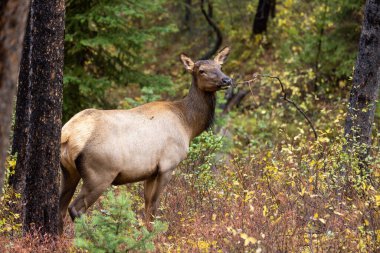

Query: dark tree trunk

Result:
[9,10,32,193]
[183,0,192,31]
[344,0,380,167]
[222,89,249,115]
[19,0,65,236]
[0,0,30,193]
[252,0,276,35]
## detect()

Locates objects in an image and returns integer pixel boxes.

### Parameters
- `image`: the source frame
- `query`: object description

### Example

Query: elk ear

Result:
[180,53,194,72]
[214,46,230,65]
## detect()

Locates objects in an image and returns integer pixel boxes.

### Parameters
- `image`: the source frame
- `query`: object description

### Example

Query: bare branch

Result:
[235,73,318,140]
[200,0,223,60]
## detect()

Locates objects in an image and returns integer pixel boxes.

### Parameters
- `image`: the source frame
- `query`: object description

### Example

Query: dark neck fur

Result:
[176,76,216,139]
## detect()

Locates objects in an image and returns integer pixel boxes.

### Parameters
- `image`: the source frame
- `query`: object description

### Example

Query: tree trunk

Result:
[9,9,32,193]
[344,0,380,167]
[252,0,276,35]
[20,0,65,236]
[221,88,249,115]
[0,0,30,193]
[183,0,192,31]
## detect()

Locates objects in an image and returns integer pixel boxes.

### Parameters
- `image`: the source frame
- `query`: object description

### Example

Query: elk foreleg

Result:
[144,175,156,220]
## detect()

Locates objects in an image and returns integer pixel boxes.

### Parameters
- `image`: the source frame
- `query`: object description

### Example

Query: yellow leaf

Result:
[240,233,257,246]
[212,213,217,221]
[320,137,330,143]
[313,213,319,219]
[299,186,306,196]
[263,205,268,217]
[375,195,380,207]
[240,233,248,240]
[8,160,16,168]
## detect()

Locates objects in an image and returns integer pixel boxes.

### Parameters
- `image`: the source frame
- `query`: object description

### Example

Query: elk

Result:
[59,47,232,232]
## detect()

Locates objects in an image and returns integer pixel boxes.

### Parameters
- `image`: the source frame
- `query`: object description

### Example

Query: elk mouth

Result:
[217,82,232,90]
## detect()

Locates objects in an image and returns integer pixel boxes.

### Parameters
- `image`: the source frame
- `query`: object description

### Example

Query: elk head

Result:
[180,47,232,92]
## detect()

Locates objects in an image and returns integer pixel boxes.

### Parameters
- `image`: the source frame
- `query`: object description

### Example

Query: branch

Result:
[222,89,250,114]
[235,74,318,140]
[200,0,223,60]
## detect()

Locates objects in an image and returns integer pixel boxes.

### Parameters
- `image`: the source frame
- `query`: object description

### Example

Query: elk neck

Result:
[174,75,216,140]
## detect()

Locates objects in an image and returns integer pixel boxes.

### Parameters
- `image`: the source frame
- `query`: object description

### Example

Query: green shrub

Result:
[74,189,167,253]
[0,155,22,235]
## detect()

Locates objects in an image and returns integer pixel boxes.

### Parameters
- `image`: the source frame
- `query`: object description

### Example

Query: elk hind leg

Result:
[69,180,113,220]
[59,164,80,234]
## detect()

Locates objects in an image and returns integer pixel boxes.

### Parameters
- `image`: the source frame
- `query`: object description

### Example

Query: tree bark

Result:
[0,0,30,193]
[252,0,276,35]
[19,0,65,236]
[9,9,32,193]
[344,0,380,167]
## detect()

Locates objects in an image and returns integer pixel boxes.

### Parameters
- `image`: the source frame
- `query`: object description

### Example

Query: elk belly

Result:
[102,115,187,185]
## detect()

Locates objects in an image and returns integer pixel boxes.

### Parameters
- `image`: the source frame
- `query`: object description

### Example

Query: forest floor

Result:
[2,101,379,252]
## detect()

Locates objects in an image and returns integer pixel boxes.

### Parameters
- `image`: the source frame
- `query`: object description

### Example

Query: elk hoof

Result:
[145,221,154,232]
[69,206,80,221]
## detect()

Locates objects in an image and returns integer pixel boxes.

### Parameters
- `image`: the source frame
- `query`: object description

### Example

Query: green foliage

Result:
[269,0,363,91]
[180,130,224,195]
[120,84,175,109]
[74,188,168,253]
[64,0,176,121]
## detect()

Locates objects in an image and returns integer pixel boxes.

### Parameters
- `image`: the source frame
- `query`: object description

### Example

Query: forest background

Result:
[1,0,380,252]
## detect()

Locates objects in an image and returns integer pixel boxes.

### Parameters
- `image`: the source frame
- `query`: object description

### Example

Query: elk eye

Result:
[199,70,206,75]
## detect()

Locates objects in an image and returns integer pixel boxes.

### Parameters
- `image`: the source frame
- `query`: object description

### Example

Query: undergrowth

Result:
[75,189,167,253]
[1,88,379,253]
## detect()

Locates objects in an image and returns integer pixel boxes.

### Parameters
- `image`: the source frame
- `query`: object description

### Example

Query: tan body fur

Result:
[61,104,189,184]
[59,47,232,233]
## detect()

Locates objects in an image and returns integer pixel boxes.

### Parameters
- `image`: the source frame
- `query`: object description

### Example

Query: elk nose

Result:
[222,77,232,85]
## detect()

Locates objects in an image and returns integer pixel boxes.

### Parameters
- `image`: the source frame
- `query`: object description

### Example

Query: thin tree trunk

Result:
[21,0,65,236]
[313,0,328,91]
[344,0,380,168]
[0,0,30,194]
[222,89,249,115]
[252,0,276,36]
[183,0,192,31]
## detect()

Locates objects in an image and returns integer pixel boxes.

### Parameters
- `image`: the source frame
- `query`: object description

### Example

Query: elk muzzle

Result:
[217,76,233,89]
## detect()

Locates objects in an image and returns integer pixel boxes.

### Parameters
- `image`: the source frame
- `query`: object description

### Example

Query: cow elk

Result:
[59,47,232,233]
